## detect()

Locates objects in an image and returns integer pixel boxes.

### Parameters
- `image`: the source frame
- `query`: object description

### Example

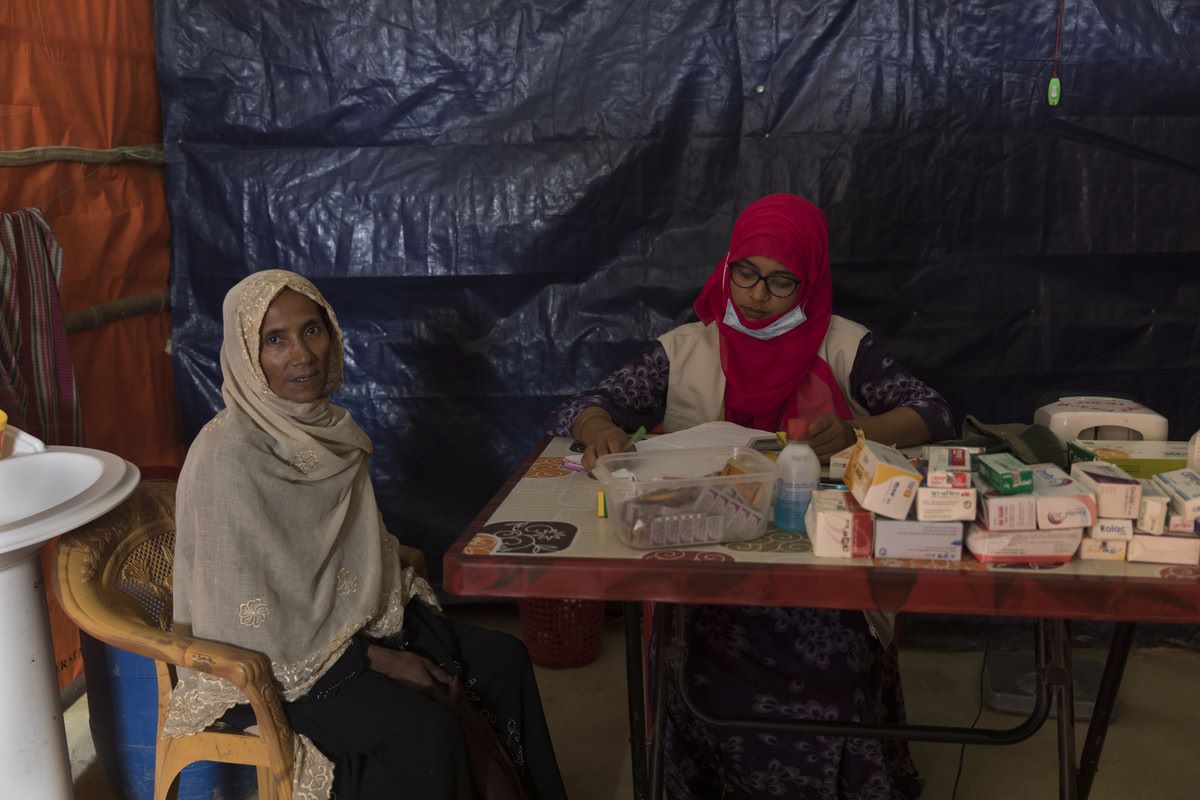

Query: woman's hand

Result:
[807,413,856,462]
[573,406,632,470]
[366,644,453,691]
[581,427,631,471]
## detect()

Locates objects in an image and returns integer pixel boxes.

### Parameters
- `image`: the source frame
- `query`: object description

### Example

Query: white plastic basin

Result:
[0,450,104,526]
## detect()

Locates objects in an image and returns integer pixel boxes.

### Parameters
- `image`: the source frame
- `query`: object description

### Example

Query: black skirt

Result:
[221,602,567,800]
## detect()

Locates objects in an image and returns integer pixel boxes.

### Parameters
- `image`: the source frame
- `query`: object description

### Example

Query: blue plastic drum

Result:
[81,633,256,800]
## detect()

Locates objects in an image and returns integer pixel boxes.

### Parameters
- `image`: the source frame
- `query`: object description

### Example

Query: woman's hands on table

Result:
[572,407,632,471]
[808,413,857,463]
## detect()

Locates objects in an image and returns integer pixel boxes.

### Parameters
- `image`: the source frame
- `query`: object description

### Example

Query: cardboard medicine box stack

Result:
[1067,461,1200,566]
[1132,468,1200,565]
[1069,460,1140,561]
[916,446,976,523]
[967,460,1084,564]
[862,445,968,561]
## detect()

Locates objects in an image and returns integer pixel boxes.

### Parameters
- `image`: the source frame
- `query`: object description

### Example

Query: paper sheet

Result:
[633,421,775,453]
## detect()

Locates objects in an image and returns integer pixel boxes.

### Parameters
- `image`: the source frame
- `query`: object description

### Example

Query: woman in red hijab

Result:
[545,194,951,799]
[550,193,952,469]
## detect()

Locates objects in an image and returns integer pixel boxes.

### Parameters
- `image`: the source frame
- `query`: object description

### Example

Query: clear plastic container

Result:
[594,446,779,549]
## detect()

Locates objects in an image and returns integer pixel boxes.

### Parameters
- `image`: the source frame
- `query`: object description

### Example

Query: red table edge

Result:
[445,438,1200,624]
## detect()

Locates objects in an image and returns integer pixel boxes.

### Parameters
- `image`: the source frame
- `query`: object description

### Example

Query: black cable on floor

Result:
[951,618,992,799]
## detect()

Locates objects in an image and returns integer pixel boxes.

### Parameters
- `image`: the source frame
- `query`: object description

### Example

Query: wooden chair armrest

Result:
[172,635,295,763]
[83,624,295,770]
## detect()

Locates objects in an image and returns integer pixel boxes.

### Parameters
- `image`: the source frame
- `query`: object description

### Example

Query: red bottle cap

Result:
[786,418,808,441]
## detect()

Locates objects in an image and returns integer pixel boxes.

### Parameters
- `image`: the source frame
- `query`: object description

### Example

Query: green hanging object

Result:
[1047,76,1062,106]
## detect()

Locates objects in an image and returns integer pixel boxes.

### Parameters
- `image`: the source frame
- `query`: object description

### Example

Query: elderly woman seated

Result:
[165,270,567,800]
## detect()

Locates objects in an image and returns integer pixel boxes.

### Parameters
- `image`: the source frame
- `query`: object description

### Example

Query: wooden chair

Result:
[52,480,296,800]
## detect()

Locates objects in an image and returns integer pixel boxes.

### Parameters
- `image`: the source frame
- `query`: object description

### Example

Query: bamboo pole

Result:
[0,145,165,167]
[65,290,170,334]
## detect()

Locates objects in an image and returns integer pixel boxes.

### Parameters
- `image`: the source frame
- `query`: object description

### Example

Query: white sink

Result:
[0,450,104,526]
[0,443,140,800]
[0,445,140,562]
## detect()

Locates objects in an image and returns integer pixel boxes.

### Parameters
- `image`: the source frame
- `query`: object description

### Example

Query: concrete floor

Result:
[68,604,1200,799]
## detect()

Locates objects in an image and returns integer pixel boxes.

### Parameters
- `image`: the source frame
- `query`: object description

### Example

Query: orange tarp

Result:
[1,2,183,689]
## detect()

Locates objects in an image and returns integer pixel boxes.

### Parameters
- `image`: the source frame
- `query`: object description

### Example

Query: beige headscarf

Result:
[164,270,437,799]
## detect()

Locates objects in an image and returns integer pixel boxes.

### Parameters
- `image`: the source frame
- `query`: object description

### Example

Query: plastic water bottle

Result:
[1189,429,1200,473]
[774,418,820,532]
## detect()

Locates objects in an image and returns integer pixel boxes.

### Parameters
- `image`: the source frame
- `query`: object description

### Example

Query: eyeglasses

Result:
[729,262,802,298]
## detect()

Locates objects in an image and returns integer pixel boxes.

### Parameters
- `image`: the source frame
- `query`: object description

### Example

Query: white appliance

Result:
[1033,396,1169,449]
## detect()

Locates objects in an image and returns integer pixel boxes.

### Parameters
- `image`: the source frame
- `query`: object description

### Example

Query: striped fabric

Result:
[0,208,83,446]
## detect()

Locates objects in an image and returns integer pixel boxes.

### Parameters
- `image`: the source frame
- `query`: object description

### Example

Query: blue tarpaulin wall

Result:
[159,1,1200,586]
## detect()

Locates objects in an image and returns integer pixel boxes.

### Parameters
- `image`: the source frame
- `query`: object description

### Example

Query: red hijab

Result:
[693,194,853,431]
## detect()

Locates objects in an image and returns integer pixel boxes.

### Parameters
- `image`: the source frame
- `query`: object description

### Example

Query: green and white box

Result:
[976,453,1033,494]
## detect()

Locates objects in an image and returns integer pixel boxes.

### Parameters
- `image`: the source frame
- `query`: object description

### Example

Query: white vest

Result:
[656,315,894,648]
[657,315,871,432]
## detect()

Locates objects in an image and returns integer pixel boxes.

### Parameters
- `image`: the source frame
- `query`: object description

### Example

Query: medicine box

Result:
[925,446,973,488]
[828,444,856,481]
[976,453,1034,494]
[1088,518,1134,541]
[873,519,963,561]
[594,446,778,549]
[1126,531,1200,566]
[1151,469,1200,519]
[845,440,922,520]
[1079,538,1127,561]
[1067,439,1189,479]
[1029,463,1097,529]
[1136,479,1170,535]
[804,489,873,558]
[1070,461,1142,519]
[916,486,977,522]
[965,523,1083,565]
[1167,514,1200,534]
[975,472,1038,532]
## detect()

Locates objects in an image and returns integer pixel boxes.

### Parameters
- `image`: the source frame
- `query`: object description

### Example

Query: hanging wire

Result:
[1047,0,1066,105]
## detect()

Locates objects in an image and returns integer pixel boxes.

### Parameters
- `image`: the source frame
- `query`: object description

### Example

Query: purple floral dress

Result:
[544,333,954,443]
[544,327,952,800]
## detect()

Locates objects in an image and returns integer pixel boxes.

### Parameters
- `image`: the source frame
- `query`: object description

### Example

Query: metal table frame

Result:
[622,602,1136,800]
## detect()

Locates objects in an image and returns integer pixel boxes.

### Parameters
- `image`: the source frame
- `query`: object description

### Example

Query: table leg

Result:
[623,602,649,800]
[1077,621,1135,800]
[1051,619,1079,800]
[648,603,673,800]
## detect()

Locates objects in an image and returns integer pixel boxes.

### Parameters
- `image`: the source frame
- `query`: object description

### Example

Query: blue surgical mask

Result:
[723,299,807,340]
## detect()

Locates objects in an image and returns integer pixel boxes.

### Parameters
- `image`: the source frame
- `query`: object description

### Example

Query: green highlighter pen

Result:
[626,425,647,451]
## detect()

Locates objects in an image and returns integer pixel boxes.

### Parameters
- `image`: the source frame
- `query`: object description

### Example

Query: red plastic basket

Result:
[517,598,605,669]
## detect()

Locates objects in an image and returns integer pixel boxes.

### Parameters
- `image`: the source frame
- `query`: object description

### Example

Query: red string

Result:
[1052,0,1065,77]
